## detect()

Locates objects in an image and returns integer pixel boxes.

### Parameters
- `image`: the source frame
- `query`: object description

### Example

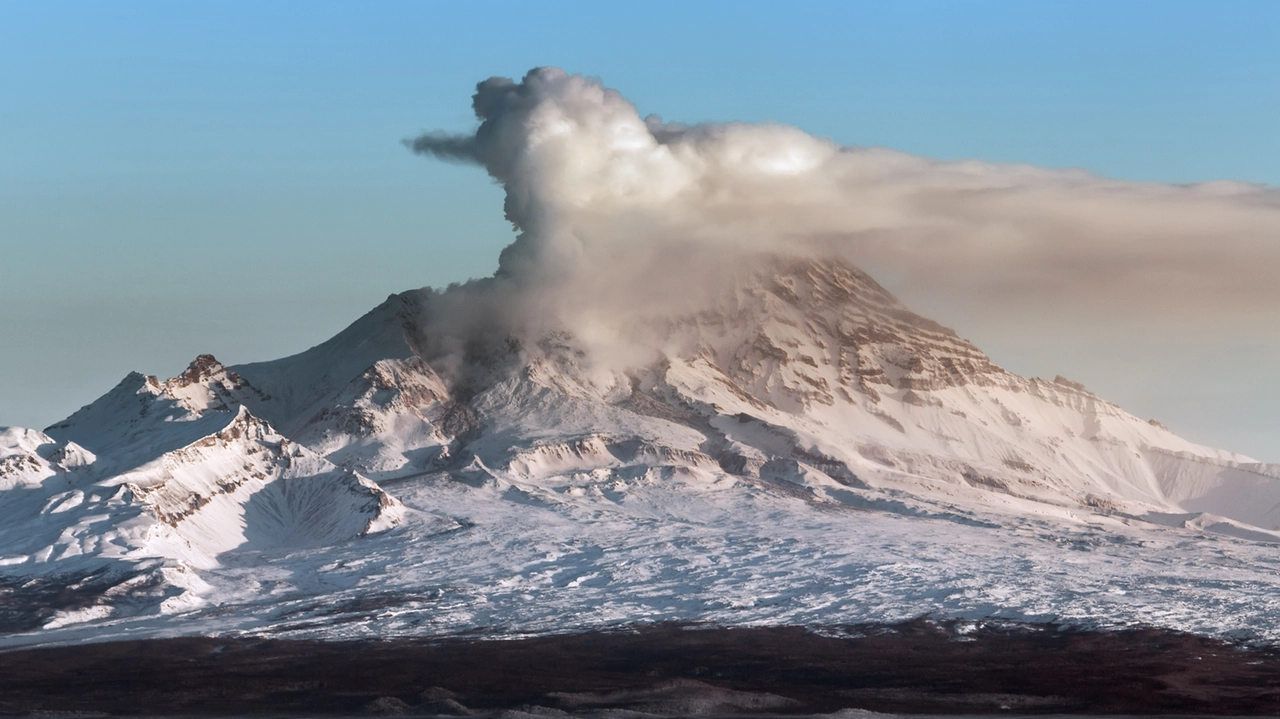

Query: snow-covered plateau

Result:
[4,257,1280,648]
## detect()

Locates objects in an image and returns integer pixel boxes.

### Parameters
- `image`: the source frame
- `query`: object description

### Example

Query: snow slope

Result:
[3,256,1280,645]
[0,359,403,631]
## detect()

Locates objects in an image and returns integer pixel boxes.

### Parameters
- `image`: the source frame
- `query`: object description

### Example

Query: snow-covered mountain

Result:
[4,256,1280,646]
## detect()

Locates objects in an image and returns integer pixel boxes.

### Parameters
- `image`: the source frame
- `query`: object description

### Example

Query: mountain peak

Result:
[8,255,1280,643]
[636,255,1012,413]
[175,354,229,386]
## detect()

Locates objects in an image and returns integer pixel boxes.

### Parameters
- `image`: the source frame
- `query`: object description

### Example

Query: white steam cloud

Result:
[408,67,1280,383]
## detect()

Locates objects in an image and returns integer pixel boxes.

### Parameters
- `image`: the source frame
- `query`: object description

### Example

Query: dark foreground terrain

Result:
[3,621,1280,716]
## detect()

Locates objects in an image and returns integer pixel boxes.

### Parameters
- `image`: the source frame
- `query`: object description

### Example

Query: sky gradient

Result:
[1,1,1277,460]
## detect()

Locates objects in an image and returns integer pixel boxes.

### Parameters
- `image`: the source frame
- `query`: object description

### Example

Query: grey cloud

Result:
[404,131,479,164]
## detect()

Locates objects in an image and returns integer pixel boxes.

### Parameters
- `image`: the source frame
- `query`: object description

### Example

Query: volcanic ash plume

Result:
[407,67,1280,383]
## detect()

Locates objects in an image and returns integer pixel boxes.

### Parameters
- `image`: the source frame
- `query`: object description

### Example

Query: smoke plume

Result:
[408,67,1280,384]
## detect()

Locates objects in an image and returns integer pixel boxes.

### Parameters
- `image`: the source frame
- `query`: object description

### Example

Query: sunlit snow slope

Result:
[3,257,1280,646]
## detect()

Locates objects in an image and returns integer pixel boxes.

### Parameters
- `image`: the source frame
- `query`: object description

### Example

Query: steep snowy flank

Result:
[230,291,427,432]
[45,354,266,473]
[124,406,404,565]
[227,291,455,480]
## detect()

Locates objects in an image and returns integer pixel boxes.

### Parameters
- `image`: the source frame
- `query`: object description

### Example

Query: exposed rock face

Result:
[678,259,1013,411]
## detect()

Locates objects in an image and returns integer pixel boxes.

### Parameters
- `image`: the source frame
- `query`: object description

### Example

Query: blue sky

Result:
[1,1,1277,459]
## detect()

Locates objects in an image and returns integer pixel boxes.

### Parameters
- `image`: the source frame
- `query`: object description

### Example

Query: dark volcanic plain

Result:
[3,621,1280,715]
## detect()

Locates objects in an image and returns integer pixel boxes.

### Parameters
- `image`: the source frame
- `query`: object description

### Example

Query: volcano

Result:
[2,255,1280,646]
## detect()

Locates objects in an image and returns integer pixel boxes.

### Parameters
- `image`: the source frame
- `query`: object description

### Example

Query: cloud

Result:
[407,67,1280,384]
[404,131,478,164]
